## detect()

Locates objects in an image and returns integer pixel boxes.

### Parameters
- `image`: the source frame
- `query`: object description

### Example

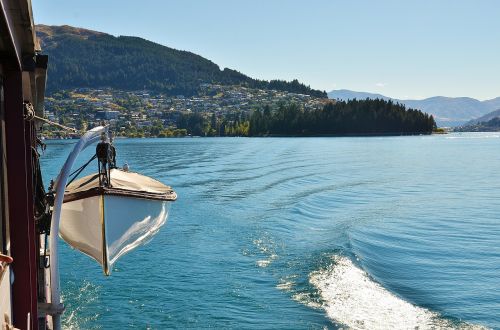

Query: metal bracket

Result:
[23,101,35,120]
[37,303,65,317]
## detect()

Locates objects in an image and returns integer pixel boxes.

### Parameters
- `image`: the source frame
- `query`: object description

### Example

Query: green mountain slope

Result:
[36,25,326,97]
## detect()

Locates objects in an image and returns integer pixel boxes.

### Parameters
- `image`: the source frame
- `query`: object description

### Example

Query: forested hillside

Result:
[36,25,326,97]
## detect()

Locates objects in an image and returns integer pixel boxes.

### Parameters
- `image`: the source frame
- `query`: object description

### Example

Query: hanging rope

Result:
[34,115,79,133]
[66,154,97,187]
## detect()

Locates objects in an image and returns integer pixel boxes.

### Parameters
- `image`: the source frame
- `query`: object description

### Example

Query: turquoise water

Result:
[41,133,500,329]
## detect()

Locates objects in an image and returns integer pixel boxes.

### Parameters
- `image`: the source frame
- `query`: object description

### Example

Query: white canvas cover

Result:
[60,169,176,275]
[64,169,177,202]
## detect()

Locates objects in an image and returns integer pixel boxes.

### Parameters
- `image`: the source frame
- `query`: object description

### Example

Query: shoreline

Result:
[42,131,444,140]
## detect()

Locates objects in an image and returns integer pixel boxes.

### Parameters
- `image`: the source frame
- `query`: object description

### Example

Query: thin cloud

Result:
[375,82,387,88]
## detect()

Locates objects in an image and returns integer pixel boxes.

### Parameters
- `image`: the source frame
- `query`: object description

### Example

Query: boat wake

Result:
[61,280,101,330]
[253,234,279,268]
[309,255,487,330]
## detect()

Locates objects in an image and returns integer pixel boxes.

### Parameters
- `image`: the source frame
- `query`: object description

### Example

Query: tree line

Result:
[44,99,436,138]
[249,99,436,136]
[175,99,436,137]
[176,112,249,137]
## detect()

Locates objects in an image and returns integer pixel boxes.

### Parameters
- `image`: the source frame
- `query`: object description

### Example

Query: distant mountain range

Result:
[463,108,500,126]
[328,89,500,127]
[36,25,326,98]
[454,108,500,132]
[456,117,500,132]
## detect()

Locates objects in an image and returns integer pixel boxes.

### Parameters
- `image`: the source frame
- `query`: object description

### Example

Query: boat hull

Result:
[60,194,170,275]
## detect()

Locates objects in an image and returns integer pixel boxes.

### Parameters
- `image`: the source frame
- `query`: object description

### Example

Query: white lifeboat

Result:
[60,168,177,275]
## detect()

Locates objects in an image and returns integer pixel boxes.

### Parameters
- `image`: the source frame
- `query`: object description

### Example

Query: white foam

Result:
[276,281,294,291]
[292,292,322,309]
[253,235,278,267]
[61,280,101,329]
[256,253,278,268]
[256,259,271,268]
[309,255,487,330]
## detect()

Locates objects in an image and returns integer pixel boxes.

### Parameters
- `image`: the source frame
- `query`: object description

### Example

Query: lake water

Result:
[40,133,500,329]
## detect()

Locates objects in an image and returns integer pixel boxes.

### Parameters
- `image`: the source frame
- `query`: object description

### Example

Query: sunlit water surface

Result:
[41,133,500,329]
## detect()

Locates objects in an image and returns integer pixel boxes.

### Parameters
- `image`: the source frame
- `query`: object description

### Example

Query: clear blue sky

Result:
[33,0,500,100]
